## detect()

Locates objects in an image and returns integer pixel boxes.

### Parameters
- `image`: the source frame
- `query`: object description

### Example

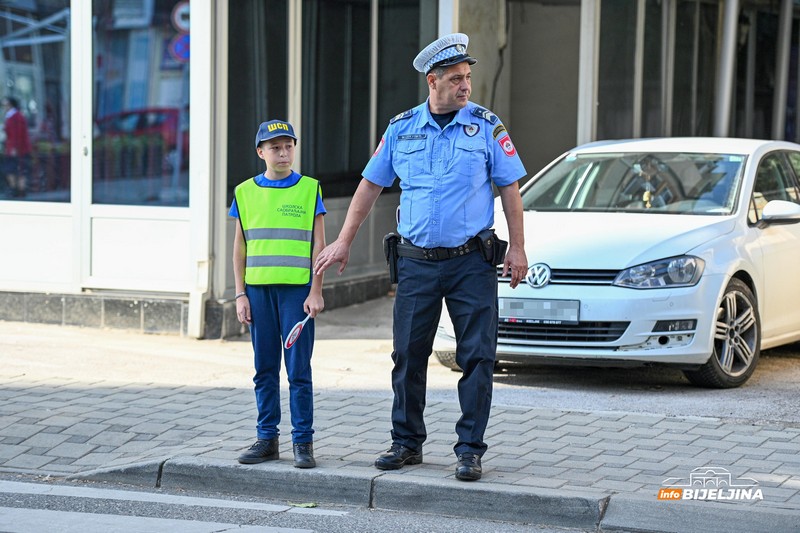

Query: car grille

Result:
[497,267,619,285]
[499,321,629,343]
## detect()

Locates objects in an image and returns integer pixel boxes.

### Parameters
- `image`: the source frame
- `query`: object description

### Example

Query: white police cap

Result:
[413,33,477,74]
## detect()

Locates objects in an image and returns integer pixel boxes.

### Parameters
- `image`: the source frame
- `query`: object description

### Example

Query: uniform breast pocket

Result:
[395,139,427,179]
[453,139,487,184]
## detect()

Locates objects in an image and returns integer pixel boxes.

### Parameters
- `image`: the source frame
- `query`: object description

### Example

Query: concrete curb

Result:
[70,457,800,532]
[67,459,164,488]
[372,474,606,529]
[600,494,800,533]
[72,456,607,529]
[160,456,375,507]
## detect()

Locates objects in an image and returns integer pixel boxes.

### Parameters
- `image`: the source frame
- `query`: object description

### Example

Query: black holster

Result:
[476,228,508,266]
[383,232,400,283]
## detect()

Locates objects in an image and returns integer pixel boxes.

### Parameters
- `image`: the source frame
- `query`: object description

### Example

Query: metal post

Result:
[577,0,598,145]
[713,0,739,137]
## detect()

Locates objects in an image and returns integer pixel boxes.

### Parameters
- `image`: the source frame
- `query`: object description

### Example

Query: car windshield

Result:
[522,151,746,215]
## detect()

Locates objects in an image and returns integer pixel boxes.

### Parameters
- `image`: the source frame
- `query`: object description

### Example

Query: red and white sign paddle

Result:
[284,313,311,349]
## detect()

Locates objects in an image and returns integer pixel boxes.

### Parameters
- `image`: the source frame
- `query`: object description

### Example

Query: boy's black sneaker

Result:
[237,438,279,464]
[293,442,316,468]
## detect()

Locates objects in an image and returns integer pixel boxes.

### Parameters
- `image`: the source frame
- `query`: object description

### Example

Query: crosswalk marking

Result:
[0,480,347,516]
[0,507,312,533]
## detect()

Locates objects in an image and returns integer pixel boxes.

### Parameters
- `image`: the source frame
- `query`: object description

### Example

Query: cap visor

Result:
[427,55,477,72]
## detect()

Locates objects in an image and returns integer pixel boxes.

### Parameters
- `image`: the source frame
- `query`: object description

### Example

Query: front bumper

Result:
[433,274,727,366]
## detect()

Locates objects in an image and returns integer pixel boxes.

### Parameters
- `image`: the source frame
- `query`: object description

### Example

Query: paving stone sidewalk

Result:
[1,369,799,531]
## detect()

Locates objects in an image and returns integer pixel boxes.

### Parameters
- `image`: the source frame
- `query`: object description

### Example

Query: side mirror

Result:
[757,200,800,228]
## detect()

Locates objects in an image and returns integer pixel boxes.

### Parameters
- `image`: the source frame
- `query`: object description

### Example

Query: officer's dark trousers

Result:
[391,252,498,456]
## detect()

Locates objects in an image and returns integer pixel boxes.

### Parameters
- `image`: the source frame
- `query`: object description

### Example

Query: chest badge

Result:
[464,124,480,137]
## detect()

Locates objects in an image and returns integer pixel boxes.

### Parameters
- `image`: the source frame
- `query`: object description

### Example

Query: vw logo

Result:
[525,263,551,288]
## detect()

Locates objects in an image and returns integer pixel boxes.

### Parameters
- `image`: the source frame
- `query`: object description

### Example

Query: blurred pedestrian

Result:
[2,97,32,198]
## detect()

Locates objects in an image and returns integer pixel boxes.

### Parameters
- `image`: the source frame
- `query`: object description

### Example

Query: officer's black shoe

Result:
[455,452,482,481]
[293,442,316,469]
[237,438,279,464]
[374,443,422,470]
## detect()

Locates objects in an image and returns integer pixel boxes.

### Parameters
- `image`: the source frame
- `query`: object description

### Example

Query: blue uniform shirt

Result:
[228,170,326,219]
[363,100,526,248]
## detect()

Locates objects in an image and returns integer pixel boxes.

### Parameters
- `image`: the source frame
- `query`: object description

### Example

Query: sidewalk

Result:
[1,298,799,532]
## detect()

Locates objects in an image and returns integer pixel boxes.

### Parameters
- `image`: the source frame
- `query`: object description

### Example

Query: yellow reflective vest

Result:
[235,175,320,285]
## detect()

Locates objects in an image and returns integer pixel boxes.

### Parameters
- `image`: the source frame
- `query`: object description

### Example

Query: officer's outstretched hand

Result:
[314,239,351,276]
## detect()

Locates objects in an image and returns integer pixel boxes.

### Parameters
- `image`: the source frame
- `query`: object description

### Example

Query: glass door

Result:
[86,0,193,292]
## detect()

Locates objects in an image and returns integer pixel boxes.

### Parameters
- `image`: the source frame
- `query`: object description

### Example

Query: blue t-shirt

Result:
[363,100,526,248]
[228,170,326,218]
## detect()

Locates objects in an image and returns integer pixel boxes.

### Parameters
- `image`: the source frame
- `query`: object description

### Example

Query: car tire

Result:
[683,278,760,389]
[433,351,461,371]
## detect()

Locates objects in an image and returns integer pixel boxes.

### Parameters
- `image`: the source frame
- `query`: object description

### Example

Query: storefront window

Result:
[301,0,371,198]
[641,0,663,137]
[226,0,287,205]
[92,0,190,206]
[596,0,636,140]
[672,1,718,136]
[0,1,70,202]
[299,0,434,198]
[377,0,436,127]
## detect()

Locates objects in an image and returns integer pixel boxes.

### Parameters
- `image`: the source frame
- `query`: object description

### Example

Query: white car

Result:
[433,137,800,388]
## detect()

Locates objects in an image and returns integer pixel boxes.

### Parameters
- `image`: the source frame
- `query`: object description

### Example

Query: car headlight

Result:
[614,256,704,289]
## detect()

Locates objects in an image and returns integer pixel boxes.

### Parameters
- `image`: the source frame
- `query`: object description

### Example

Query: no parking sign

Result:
[168,33,190,63]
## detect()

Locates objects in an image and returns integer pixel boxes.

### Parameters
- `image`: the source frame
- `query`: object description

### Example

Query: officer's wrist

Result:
[235,291,247,300]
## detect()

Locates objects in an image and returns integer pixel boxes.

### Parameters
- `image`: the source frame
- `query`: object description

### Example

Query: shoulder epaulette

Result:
[390,109,414,124]
[471,106,498,125]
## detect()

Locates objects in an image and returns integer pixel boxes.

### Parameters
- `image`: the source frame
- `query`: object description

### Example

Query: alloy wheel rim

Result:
[714,289,758,377]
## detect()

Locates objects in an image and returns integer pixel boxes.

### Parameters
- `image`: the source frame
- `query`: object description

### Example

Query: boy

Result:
[230,119,325,468]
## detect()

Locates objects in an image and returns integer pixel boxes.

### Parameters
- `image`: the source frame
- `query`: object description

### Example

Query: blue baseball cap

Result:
[255,120,297,148]
[413,33,477,74]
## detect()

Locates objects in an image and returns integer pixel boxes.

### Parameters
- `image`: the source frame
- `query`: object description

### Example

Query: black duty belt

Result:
[396,237,480,261]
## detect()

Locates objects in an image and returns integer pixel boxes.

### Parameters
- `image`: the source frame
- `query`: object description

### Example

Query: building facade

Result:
[0,0,798,338]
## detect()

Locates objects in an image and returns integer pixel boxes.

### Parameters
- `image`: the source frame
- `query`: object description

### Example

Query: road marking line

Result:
[0,480,347,516]
[0,506,312,532]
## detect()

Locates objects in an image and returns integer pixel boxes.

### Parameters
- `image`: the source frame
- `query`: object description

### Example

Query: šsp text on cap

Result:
[413,33,477,74]
[255,120,297,148]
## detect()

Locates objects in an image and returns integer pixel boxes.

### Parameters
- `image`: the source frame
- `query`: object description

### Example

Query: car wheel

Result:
[683,278,760,388]
[433,351,461,371]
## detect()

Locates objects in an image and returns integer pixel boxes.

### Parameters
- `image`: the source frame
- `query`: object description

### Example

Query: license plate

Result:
[499,298,580,325]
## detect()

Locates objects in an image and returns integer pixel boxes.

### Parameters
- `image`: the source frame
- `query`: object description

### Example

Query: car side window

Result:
[750,152,800,224]
[786,151,800,189]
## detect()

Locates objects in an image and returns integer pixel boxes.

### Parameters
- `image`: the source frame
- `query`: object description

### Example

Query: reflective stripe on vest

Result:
[235,175,319,285]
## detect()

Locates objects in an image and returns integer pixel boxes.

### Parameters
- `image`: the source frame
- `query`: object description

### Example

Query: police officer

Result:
[314,33,527,481]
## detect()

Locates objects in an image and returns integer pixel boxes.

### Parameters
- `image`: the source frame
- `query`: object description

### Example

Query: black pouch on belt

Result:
[383,233,400,283]
[476,228,508,266]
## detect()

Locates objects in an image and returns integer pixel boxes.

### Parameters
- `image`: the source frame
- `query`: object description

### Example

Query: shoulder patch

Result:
[390,109,414,124]
[471,106,498,125]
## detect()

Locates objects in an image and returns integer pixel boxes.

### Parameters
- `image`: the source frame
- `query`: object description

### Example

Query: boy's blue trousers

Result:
[246,284,314,443]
